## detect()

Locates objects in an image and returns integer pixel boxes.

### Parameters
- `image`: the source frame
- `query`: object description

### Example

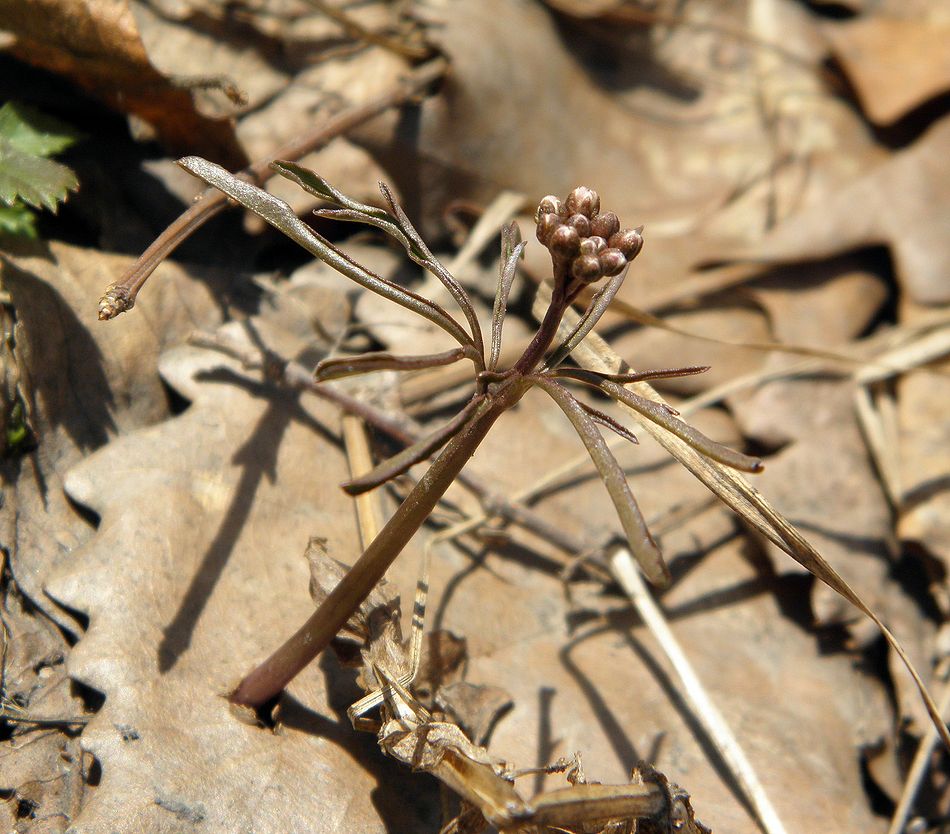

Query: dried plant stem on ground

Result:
[611,549,789,834]
[341,414,386,547]
[337,558,711,834]
[886,661,950,834]
[97,57,446,320]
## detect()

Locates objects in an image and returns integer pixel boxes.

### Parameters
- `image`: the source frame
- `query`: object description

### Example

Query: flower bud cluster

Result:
[535,186,643,292]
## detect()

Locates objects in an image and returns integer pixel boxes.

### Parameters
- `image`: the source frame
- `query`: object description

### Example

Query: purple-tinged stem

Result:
[230,383,526,707]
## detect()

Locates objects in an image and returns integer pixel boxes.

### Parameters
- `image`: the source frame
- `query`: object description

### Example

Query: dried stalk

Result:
[97,57,446,319]
[611,548,789,834]
[341,415,386,547]
[886,661,950,834]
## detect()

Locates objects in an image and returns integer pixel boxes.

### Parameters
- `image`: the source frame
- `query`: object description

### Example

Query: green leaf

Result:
[0,102,80,157]
[0,139,79,210]
[0,102,80,213]
[0,203,38,238]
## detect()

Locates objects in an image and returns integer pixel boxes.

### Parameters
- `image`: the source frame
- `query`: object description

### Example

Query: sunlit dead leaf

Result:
[825,16,950,125]
[44,281,440,833]
[0,240,232,627]
[0,0,247,166]
[729,374,895,626]
[726,115,950,306]
[355,0,877,256]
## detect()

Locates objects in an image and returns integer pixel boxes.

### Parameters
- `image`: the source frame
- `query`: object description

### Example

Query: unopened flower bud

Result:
[591,211,620,240]
[566,213,591,237]
[549,225,580,257]
[571,255,602,283]
[579,235,607,257]
[608,227,644,260]
[536,212,559,244]
[564,186,600,218]
[537,195,561,219]
[599,248,627,277]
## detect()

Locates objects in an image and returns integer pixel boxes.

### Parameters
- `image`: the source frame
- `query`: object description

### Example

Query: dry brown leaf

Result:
[128,1,287,117]
[428,527,891,833]
[354,0,877,254]
[727,114,950,306]
[897,353,950,578]
[0,0,246,167]
[0,581,86,833]
[0,241,231,627]
[43,281,441,832]
[824,16,950,125]
[127,0,412,216]
[747,257,888,348]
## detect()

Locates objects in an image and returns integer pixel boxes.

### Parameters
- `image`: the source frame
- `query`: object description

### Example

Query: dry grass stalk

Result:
[610,548,789,834]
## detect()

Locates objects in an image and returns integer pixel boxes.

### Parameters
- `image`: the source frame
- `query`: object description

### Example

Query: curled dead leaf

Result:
[0,0,246,166]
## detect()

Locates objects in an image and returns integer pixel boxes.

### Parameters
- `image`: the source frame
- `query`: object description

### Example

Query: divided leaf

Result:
[533,283,950,752]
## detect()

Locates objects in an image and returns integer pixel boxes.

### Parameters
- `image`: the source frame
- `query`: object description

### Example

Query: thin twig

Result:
[306,0,432,60]
[341,415,386,547]
[610,548,789,834]
[886,661,950,834]
[98,57,446,319]
[0,708,89,727]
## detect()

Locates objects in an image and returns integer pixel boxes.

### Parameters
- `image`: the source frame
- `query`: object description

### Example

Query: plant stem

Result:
[230,383,526,708]
[514,278,567,374]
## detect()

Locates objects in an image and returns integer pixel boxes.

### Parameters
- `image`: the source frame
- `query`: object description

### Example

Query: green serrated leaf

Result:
[0,102,80,215]
[0,202,37,238]
[0,137,79,211]
[0,101,81,157]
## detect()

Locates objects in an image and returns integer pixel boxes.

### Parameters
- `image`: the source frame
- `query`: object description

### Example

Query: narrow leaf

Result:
[272,160,391,220]
[274,162,432,264]
[312,206,427,261]
[534,377,670,587]
[549,366,710,384]
[178,156,474,350]
[377,181,485,357]
[315,348,467,382]
[577,401,639,445]
[534,283,950,752]
[599,379,763,473]
[489,233,527,371]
